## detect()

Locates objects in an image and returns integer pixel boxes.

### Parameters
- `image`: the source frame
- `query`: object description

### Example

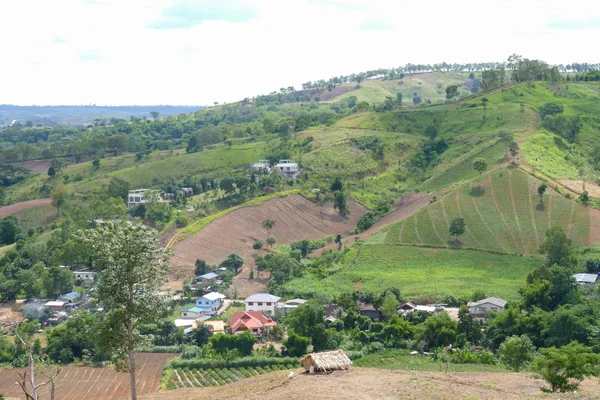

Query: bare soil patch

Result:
[0,198,52,219]
[558,179,600,198]
[170,195,367,296]
[141,367,600,400]
[0,353,176,400]
[12,160,51,174]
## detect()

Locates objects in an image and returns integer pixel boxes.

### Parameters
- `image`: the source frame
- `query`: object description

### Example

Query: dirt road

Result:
[0,198,52,219]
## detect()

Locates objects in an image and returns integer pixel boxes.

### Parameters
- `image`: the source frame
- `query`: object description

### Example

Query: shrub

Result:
[357,212,377,233]
[167,356,299,370]
[253,240,264,250]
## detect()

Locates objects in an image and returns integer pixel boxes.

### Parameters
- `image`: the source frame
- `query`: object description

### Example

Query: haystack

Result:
[300,350,352,373]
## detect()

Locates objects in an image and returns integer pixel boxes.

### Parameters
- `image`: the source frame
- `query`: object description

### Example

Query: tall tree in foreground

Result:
[449,217,466,242]
[51,184,67,216]
[79,221,171,400]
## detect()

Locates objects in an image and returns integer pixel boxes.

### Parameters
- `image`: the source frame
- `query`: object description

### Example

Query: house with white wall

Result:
[127,189,166,209]
[274,160,299,179]
[467,297,507,319]
[73,271,96,281]
[244,293,281,316]
[195,292,225,315]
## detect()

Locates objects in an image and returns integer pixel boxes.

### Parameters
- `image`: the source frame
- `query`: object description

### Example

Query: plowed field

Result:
[170,194,367,295]
[0,353,175,400]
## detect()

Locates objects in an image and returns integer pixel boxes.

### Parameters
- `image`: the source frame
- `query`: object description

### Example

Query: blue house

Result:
[195,292,225,315]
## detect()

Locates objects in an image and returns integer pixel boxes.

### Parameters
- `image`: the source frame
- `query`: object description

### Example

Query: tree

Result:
[425,125,438,140]
[220,253,244,274]
[481,97,489,118]
[499,129,514,158]
[79,221,171,400]
[190,324,212,347]
[421,312,457,349]
[252,240,263,250]
[333,191,349,217]
[286,303,328,352]
[532,342,600,393]
[107,178,131,202]
[449,217,465,242]
[150,111,159,120]
[380,292,399,320]
[472,158,488,184]
[92,158,100,170]
[579,191,589,205]
[194,259,209,276]
[282,331,311,357]
[537,183,547,204]
[509,141,519,163]
[266,235,276,248]
[471,290,486,302]
[51,184,67,216]
[445,84,459,100]
[539,227,575,267]
[330,176,343,192]
[499,335,535,372]
[262,218,276,235]
[0,216,20,245]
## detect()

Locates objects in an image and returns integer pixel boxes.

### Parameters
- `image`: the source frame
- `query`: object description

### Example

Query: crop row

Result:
[162,364,297,390]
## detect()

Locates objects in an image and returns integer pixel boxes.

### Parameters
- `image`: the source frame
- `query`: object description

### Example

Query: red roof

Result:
[229,311,277,333]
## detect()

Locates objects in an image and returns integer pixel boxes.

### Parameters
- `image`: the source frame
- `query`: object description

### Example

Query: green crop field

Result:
[284,245,540,301]
[354,350,508,373]
[386,167,590,254]
[162,364,297,390]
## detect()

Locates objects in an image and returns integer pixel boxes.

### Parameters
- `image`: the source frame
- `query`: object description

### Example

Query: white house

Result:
[244,293,281,316]
[279,298,307,315]
[73,271,96,281]
[467,297,507,319]
[252,160,271,174]
[182,187,194,197]
[127,189,166,209]
[195,292,226,315]
[180,307,206,319]
[274,160,299,179]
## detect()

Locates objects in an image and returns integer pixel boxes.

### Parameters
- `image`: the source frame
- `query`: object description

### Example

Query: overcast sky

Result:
[1,0,598,106]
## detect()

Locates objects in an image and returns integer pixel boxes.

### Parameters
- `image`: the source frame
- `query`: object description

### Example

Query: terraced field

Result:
[383,167,593,254]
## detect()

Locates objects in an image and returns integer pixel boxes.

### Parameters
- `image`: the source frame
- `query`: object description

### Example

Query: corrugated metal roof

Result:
[574,273,598,283]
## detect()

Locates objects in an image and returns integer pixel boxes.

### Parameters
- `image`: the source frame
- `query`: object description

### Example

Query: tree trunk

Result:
[128,347,137,400]
[29,349,37,400]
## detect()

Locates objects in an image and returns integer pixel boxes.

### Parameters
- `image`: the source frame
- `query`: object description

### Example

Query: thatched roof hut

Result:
[300,350,352,373]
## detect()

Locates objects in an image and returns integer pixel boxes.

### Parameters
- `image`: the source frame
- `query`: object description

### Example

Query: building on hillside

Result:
[180,307,206,319]
[182,187,194,197]
[398,302,417,315]
[274,160,299,179]
[58,292,81,304]
[44,301,66,312]
[195,292,226,315]
[324,304,340,326]
[201,320,227,334]
[278,298,307,315]
[244,293,281,316]
[252,160,271,174]
[195,272,219,286]
[126,189,167,209]
[300,350,353,373]
[229,311,277,338]
[467,297,507,319]
[73,270,96,281]
[573,273,598,284]
[358,303,381,321]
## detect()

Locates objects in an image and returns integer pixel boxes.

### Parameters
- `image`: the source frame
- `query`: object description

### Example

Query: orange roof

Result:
[229,311,277,333]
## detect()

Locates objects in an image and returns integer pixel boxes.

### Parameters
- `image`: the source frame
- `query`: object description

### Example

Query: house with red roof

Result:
[229,311,277,338]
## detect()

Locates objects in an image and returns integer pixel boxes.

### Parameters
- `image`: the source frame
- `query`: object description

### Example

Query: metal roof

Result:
[202,292,225,301]
[245,293,281,303]
[574,273,598,283]
[198,272,218,280]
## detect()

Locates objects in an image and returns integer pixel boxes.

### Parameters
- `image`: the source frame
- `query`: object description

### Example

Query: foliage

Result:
[532,342,600,393]
[419,312,457,350]
[286,302,328,352]
[380,292,399,320]
[282,331,311,357]
[220,253,244,274]
[499,335,535,372]
[539,227,576,267]
[209,332,257,356]
[356,212,376,233]
[448,217,465,240]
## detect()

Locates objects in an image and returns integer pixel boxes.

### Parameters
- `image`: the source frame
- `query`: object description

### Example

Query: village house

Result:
[195,292,226,315]
[467,297,507,319]
[358,303,381,321]
[181,187,194,197]
[229,311,277,338]
[201,320,227,334]
[126,189,167,209]
[195,272,219,286]
[324,304,340,326]
[58,292,81,304]
[73,270,96,281]
[274,159,299,179]
[244,293,281,316]
[278,298,307,315]
[252,159,271,174]
[44,301,66,312]
[573,273,598,284]
[180,307,206,319]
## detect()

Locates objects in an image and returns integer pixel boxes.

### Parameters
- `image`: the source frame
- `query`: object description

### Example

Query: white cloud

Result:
[0,0,597,105]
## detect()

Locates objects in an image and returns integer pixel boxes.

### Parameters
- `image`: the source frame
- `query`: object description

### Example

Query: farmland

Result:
[170,194,367,295]
[0,353,175,400]
[162,363,298,390]
[284,245,540,301]
[383,167,593,253]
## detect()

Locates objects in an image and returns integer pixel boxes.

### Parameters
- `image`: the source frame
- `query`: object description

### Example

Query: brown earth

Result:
[0,198,52,219]
[558,179,600,198]
[0,353,176,400]
[141,367,600,400]
[170,194,367,296]
[13,160,51,174]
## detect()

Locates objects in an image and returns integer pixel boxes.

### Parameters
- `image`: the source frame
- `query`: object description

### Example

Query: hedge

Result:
[167,356,299,370]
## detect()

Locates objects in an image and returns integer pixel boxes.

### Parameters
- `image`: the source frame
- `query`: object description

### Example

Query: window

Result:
[247,302,253,306]
[266,302,271,306]
[257,302,263,306]
[183,313,187,316]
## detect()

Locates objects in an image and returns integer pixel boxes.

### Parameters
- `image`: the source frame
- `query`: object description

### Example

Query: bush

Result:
[176,213,189,228]
[253,240,264,250]
[167,356,299,370]
[357,212,376,233]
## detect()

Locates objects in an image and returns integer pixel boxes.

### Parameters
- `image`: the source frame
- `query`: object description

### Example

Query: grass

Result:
[284,245,540,301]
[354,349,508,373]
[15,205,57,230]
[387,167,591,254]
[213,302,244,321]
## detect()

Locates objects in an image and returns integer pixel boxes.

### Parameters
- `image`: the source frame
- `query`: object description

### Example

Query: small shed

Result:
[300,350,352,373]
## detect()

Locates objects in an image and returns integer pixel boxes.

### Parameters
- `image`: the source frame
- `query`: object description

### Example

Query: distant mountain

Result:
[0,105,204,126]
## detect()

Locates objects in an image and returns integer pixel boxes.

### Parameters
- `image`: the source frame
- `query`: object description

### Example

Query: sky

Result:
[1,0,598,106]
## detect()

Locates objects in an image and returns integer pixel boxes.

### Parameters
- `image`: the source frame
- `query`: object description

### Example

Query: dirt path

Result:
[0,198,52,219]
[141,367,600,400]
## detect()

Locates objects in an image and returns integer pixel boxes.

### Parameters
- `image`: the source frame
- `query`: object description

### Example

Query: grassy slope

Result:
[383,167,590,254]
[285,245,539,301]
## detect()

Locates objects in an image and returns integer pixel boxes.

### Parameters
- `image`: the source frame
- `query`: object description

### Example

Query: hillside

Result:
[141,367,600,400]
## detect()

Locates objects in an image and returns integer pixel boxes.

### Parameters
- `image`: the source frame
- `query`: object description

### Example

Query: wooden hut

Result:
[300,350,352,373]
